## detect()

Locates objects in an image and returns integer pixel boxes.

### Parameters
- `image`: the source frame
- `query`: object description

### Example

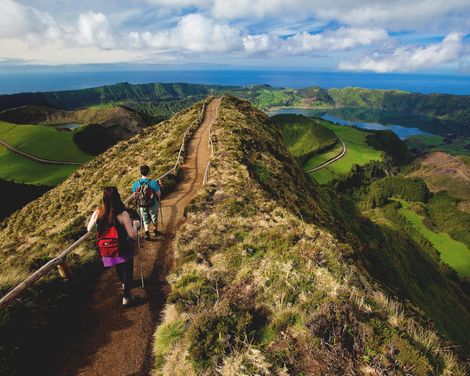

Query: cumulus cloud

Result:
[76,12,116,49]
[211,0,470,33]
[0,0,61,42]
[128,14,242,53]
[1,0,467,70]
[339,33,465,72]
[243,27,388,57]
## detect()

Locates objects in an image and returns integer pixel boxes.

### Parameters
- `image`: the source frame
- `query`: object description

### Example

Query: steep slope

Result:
[0,105,150,157]
[0,101,205,375]
[271,114,338,165]
[55,98,221,376]
[408,151,470,207]
[151,97,468,375]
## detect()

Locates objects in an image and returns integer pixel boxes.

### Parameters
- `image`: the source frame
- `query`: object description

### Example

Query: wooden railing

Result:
[0,98,211,310]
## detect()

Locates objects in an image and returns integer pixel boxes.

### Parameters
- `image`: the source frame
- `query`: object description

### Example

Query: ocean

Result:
[0,69,469,95]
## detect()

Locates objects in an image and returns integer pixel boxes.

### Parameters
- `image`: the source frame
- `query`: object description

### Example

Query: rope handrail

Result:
[0,97,212,310]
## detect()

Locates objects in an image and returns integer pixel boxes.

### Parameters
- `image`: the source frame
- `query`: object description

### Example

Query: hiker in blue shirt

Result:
[132,165,161,240]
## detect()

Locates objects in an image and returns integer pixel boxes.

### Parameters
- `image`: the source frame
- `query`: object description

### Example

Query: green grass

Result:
[0,145,78,185]
[273,114,337,163]
[308,122,383,184]
[407,134,470,156]
[396,199,470,277]
[88,102,124,109]
[0,121,92,163]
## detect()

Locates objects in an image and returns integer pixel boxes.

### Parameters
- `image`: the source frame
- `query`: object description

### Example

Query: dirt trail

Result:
[55,97,221,376]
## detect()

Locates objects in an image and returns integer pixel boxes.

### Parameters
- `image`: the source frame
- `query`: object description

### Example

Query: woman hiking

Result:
[87,186,140,307]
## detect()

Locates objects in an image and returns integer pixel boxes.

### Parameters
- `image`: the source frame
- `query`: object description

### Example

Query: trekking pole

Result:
[159,200,164,228]
[134,216,146,298]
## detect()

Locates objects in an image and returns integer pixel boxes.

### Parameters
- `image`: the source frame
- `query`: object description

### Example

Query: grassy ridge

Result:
[152,96,468,375]
[0,101,205,375]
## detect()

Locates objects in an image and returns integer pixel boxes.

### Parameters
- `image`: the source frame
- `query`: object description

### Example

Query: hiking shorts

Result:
[139,201,158,225]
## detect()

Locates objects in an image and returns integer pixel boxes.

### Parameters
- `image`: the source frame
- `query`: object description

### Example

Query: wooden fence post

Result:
[57,261,74,280]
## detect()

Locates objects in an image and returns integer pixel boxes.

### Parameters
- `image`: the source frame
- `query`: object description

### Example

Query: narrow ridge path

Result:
[55,97,221,376]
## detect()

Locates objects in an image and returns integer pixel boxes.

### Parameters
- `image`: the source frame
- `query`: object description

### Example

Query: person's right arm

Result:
[87,210,99,232]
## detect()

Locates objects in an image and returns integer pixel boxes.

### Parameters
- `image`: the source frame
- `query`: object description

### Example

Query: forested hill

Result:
[327,87,470,126]
[0,82,233,111]
[2,82,469,132]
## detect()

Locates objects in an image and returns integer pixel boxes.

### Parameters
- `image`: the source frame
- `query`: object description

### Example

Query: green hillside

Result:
[328,87,470,135]
[0,82,228,111]
[396,199,470,277]
[272,114,337,164]
[0,147,78,185]
[1,96,469,375]
[308,122,383,183]
[0,101,204,375]
[3,82,469,137]
[151,97,468,374]
[0,121,91,163]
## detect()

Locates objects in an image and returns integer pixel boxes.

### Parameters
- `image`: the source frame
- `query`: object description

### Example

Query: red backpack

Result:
[96,223,120,258]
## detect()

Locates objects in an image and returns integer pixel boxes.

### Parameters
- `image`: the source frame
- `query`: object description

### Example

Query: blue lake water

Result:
[53,123,81,131]
[268,107,434,139]
[1,69,470,95]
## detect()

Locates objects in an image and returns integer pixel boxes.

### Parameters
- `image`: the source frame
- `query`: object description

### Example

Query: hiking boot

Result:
[144,231,151,241]
[122,295,136,307]
[154,229,160,236]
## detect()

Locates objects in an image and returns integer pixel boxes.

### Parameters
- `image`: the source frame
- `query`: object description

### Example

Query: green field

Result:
[0,121,91,163]
[308,122,383,184]
[397,199,470,277]
[0,146,79,185]
[407,134,470,156]
[0,121,91,185]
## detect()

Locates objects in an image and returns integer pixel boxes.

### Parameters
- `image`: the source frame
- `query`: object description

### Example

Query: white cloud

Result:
[244,27,388,56]
[76,12,116,49]
[0,0,467,71]
[0,0,61,42]
[129,14,242,53]
[339,33,465,72]
[209,0,470,32]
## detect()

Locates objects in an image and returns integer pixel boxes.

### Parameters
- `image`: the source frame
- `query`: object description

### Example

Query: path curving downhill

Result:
[55,97,221,376]
[0,138,83,165]
[306,138,347,173]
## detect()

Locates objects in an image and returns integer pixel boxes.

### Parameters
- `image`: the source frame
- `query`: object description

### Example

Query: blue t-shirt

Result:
[132,178,160,204]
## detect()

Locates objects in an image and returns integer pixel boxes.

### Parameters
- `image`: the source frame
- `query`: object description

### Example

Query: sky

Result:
[0,0,470,73]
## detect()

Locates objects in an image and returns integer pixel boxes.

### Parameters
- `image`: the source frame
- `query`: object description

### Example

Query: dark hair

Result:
[140,165,150,176]
[97,186,126,227]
